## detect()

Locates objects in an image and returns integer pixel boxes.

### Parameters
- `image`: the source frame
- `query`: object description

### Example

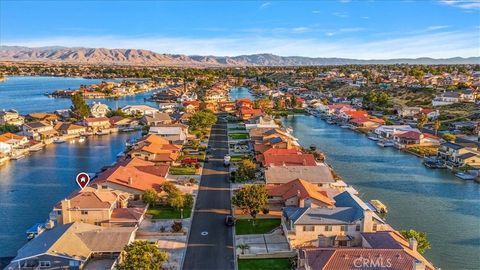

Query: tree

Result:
[235,159,256,182]
[168,191,185,210]
[162,181,179,194]
[106,108,127,118]
[142,189,158,206]
[232,184,268,225]
[117,241,169,270]
[71,92,90,119]
[290,95,297,108]
[400,229,431,254]
[0,123,20,133]
[442,133,456,142]
[188,110,217,130]
[416,114,428,129]
[433,120,441,135]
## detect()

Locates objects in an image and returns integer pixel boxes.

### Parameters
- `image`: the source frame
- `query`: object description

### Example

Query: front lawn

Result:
[147,205,192,219]
[229,133,249,140]
[235,218,281,235]
[238,258,292,270]
[231,155,248,162]
[169,166,197,175]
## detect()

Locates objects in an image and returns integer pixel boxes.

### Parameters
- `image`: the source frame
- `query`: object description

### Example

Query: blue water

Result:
[282,115,480,270]
[229,87,254,101]
[0,76,158,114]
[0,132,141,257]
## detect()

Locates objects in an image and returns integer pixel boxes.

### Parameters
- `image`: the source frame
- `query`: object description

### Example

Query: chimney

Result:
[409,237,418,251]
[362,209,374,232]
[60,199,71,224]
[128,176,133,185]
[297,189,302,207]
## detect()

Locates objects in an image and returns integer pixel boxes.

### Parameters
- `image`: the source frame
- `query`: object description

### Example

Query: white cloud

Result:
[426,25,450,30]
[312,10,320,14]
[292,27,310,33]
[439,0,480,9]
[3,31,479,59]
[260,2,271,9]
[339,27,365,32]
[332,11,349,18]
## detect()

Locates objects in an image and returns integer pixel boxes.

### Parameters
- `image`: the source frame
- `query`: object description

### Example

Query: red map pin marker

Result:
[76,172,90,189]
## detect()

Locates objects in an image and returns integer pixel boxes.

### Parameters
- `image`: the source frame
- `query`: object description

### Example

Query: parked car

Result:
[225,215,235,226]
[204,157,209,163]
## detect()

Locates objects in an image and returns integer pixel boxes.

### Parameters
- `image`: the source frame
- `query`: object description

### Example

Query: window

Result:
[69,260,80,267]
[81,210,88,215]
[324,225,332,231]
[56,210,62,215]
[356,225,361,231]
[303,225,314,232]
[39,261,51,268]
[373,224,377,231]
[101,185,108,189]
[340,225,347,232]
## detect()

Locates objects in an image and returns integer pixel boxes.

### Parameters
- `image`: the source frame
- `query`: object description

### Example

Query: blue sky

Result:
[1,0,479,59]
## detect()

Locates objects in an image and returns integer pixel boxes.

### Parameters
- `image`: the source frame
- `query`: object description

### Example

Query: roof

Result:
[458,152,478,160]
[118,158,170,177]
[143,112,172,122]
[334,191,384,223]
[267,179,334,206]
[283,207,359,225]
[262,153,317,167]
[12,222,135,263]
[110,207,146,223]
[240,108,263,115]
[395,130,422,140]
[345,110,368,119]
[54,187,121,209]
[54,122,86,131]
[85,117,109,123]
[24,121,51,129]
[93,164,166,192]
[265,165,335,185]
[0,132,25,142]
[441,141,464,150]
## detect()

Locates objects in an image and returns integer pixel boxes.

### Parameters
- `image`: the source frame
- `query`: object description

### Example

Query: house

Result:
[392,131,440,148]
[245,115,279,130]
[219,101,236,112]
[397,106,423,118]
[182,100,200,112]
[148,124,189,144]
[26,113,59,123]
[158,102,177,112]
[22,121,57,140]
[121,105,159,116]
[0,141,12,154]
[258,150,317,167]
[93,164,166,200]
[374,125,419,139]
[142,112,173,126]
[431,91,474,106]
[349,117,385,129]
[236,98,254,109]
[339,110,368,122]
[109,116,139,130]
[0,110,24,126]
[282,191,387,248]
[238,108,263,121]
[6,222,136,270]
[90,102,110,118]
[128,134,181,163]
[54,122,87,135]
[265,165,336,187]
[250,128,300,153]
[298,231,435,270]
[267,179,334,209]
[0,132,29,148]
[437,142,480,169]
[82,117,111,132]
[51,187,146,227]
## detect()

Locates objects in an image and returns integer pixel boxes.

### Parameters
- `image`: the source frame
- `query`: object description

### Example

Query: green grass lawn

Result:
[235,218,281,235]
[169,166,197,175]
[238,258,292,270]
[147,205,192,219]
[229,133,249,140]
[231,155,247,162]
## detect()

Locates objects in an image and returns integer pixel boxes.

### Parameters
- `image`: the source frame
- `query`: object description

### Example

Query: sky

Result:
[1,0,479,59]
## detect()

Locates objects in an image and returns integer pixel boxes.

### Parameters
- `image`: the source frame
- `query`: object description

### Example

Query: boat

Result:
[455,172,476,180]
[96,130,110,135]
[78,136,86,143]
[309,144,317,151]
[29,145,43,152]
[11,154,26,160]
[377,140,394,147]
[116,151,125,158]
[26,223,45,240]
[340,125,350,129]
[53,138,66,144]
[369,200,388,214]
[326,119,335,124]
[367,136,379,141]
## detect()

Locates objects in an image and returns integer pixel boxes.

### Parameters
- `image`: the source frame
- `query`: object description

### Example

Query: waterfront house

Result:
[0,140,12,154]
[392,131,440,148]
[349,117,385,129]
[219,101,236,113]
[267,179,334,209]
[282,191,386,248]
[141,112,173,126]
[182,100,200,112]
[245,115,279,130]
[51,187,146,227]
[128,134,181,163]
[6,222,136,270]
[0,132,29,148]
[158,102,177,112]
[297,231,435,270]
[121,105,159,116]
[0,110,24,126]
[26,113,59,124]
[109,116,140,130]
[90,102,110,118]
[265,165,336,187]
[238,108,263,121]
[257,149,317,167]
[54,122,87,136]
[236,98,254,109]
[22,121,57,140]
[339,110,368,122]
[374,125,419,139]
[437,142,480,169]
[148,124,189,144]
[82,117,111,132]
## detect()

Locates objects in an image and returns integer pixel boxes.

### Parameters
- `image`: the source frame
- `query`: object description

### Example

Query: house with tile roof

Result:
[141,112,173,126]
[128,134,181,163]
[282,191,387,248]
[54,122,87,135]
[267,179,334,210]
[22,121,57,140]
[437,141,480,169]
[148,124,189,144]
[238,108,263,121]
[51,187,146,227]
[265,165,336,187]
[298,231,435,270]
[82,117,111,132]
[6,222,136,270]
[0,110,24,126]
[0,132,29,148]
[258,150,317,167]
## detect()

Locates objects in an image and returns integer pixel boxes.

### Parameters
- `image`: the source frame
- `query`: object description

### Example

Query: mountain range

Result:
[0,46,478,66]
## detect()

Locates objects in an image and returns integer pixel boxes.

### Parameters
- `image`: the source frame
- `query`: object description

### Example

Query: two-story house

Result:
[22,121,57,140]
[437,142,480,169]
[82,117,111,132]
[0,110,24,126]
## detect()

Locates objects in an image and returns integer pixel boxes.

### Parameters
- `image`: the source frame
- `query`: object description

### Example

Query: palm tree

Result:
[237,243,250,255]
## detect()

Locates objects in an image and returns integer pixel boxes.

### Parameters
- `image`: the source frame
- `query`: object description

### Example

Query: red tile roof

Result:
[267,179,334,206]
[240,108,263,115]
[345,110,369,119]
[261,153,317,167]
[395,131,422,140]
[94,165,166,192]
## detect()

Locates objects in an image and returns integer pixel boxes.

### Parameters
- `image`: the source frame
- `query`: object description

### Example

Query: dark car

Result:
[225,215,235,226]
[204,157,209,163]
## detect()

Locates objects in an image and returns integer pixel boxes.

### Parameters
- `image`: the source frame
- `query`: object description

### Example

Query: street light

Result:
[180,208,184,219]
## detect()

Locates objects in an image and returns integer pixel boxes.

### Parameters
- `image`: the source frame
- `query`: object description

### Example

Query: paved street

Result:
[183,117,235,270]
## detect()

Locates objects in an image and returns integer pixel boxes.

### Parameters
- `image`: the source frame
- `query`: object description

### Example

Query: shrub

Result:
[171,221,183,232]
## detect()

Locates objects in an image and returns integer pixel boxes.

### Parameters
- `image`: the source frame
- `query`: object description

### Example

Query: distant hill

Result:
[0,46,478,66]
